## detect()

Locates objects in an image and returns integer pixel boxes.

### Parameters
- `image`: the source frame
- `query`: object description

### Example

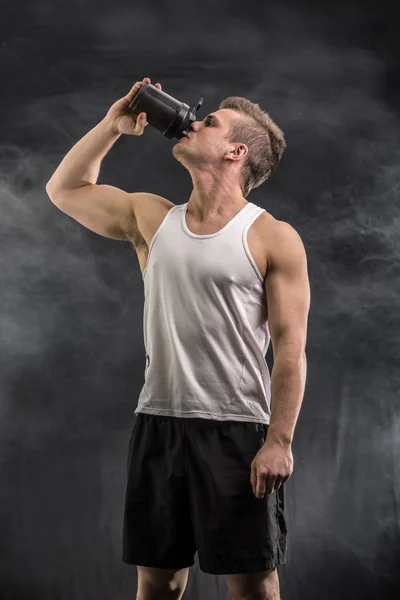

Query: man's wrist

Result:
[265,428,292,447]
[101,116,121,137]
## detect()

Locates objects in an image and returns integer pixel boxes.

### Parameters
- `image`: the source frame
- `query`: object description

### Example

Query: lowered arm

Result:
[264,221,311,447]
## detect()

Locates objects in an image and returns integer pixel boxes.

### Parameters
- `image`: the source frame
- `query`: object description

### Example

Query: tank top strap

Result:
[247,202,265,223]
[240,202,266,225]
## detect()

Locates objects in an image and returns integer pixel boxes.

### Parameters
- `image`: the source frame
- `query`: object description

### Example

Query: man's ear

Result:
[225,144,248,161]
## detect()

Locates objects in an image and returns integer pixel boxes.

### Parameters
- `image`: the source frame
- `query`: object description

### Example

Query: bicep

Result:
[265,223,311,352]
[46,183,144,241]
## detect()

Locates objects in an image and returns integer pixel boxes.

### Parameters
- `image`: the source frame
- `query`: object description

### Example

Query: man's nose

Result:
[189,121,201,133]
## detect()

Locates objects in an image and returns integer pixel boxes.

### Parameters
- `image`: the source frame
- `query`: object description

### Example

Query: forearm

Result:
[266,348,307,447]
[46,118,121,191]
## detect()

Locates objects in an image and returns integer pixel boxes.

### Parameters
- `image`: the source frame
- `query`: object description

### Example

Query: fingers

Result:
[256,474,283,496]
[251,462,265,498]
[142,77,162,90]
[265,477,274,496]
[252,461,276,498]
[250,462,256,495]
[256,474,267,498]
[135,77,162,93]
[124,77,162,104]
[122,77,162,134]
[134,112,148,134]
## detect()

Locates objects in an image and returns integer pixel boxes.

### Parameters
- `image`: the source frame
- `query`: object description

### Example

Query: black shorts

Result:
[122,413,287,575]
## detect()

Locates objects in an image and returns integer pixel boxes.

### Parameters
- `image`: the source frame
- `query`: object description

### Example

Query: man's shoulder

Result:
[129,192,176,214]
[259,212,306,273]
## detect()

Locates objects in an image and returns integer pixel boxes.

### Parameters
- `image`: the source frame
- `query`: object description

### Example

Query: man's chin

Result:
[172,143,187,158]
[172,145,185,163]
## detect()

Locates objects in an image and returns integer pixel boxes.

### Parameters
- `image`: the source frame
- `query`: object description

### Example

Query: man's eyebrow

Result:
[204,114,221,125]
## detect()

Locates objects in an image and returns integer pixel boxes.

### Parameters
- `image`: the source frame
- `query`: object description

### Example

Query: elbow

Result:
[45,183,55,200]
[272,335,307,362]
[46,182,68,206]
[45,183,59,203]
[45,178,58,195]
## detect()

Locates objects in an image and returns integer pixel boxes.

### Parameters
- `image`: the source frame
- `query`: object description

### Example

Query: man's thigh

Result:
[123,414,197,569]
[186,419,287,575]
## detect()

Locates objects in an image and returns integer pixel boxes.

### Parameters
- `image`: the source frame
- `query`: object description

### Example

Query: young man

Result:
[46,77,310,600]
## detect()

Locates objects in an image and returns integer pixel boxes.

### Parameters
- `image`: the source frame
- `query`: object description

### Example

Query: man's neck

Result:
[188,191,248,220]
[186,170,246,221]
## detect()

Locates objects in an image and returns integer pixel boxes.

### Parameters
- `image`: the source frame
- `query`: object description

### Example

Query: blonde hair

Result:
[218,96,287,197]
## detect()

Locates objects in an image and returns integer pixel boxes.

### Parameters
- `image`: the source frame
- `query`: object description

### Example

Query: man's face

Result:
[172,108,242,169]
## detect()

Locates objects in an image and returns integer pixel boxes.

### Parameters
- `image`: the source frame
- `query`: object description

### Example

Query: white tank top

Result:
[135,201,272,424]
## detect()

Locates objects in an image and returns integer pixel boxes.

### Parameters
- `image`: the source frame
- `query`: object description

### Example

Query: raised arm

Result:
[45,77,162,240]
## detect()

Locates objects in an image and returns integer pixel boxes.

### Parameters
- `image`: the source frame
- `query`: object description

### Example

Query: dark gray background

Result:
[1,0,399,598]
